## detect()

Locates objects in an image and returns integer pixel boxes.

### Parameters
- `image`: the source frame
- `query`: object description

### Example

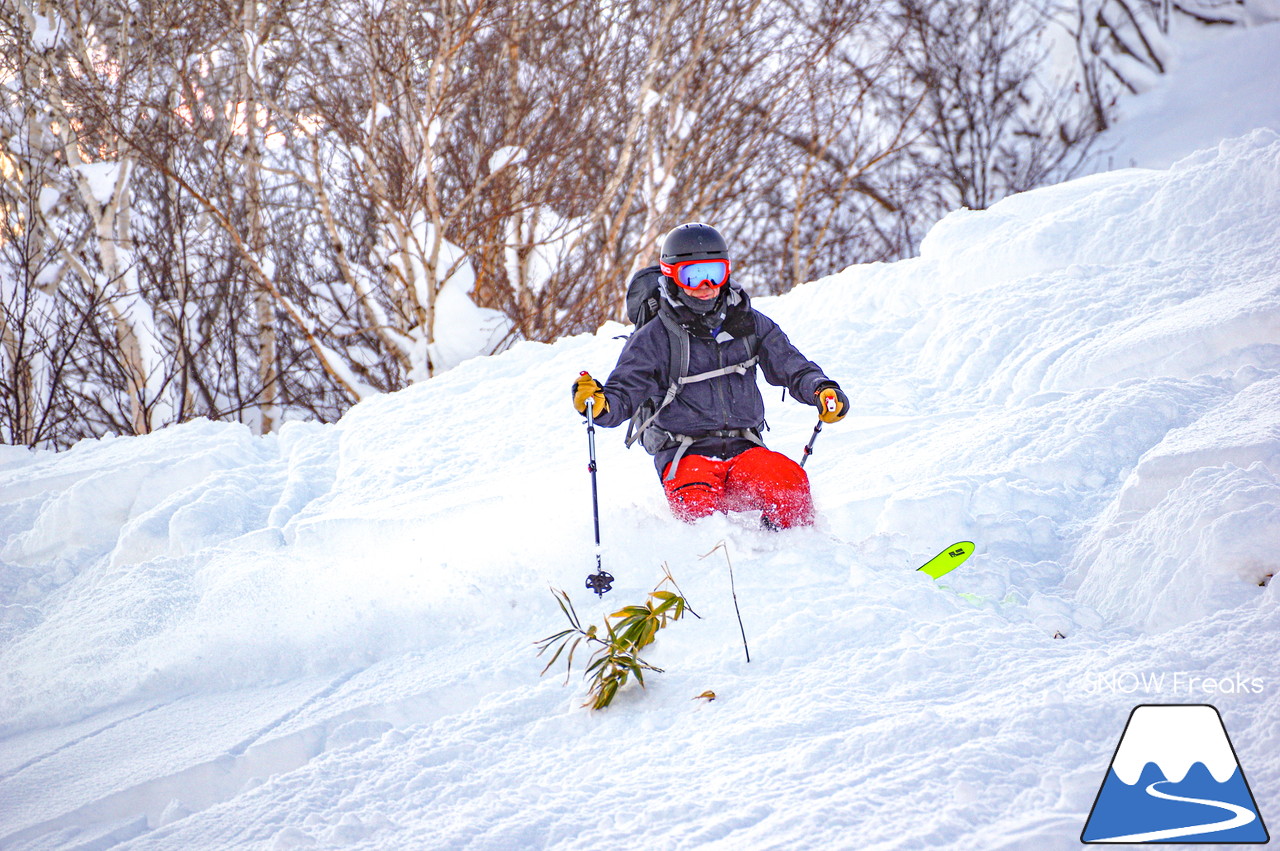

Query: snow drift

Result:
[1,132,1278,849]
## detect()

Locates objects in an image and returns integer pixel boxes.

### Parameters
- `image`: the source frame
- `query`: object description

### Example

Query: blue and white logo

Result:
[1082,704,1269,844]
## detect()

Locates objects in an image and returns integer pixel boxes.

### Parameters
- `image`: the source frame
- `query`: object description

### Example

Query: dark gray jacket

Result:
[596,287,832,476]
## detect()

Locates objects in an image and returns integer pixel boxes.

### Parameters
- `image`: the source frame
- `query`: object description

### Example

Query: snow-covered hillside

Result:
[1084,21,1280,172]
[3,34,1280,851]
[2,128,1277,849]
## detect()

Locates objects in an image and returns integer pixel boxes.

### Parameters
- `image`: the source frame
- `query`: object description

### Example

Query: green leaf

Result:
[552,589,581,630]
[538,636,570,676]
[535,628,572,653]
[591,678,618,710]
[584,655,610,676]
[564,636,584,679]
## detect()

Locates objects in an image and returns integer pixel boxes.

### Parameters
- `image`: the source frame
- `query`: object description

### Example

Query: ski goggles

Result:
[661,258,730,291]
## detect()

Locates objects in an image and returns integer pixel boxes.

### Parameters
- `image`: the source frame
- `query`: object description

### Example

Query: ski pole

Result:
[800,420,823,468]
[801,392,839,468]
[582,378,613,596]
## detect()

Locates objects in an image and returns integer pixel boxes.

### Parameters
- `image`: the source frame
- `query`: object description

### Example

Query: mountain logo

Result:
[1082,704,1269,844]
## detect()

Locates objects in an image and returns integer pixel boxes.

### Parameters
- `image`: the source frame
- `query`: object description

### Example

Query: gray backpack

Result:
[621,266,763,479]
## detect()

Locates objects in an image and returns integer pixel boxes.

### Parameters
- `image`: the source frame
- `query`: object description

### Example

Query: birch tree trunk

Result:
[237,0,278,434]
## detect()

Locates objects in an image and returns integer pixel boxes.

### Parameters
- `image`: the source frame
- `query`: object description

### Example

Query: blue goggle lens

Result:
[677,260,729,289]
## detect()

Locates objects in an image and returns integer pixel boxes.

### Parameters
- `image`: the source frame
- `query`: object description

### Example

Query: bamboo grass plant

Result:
[537,567,697,710]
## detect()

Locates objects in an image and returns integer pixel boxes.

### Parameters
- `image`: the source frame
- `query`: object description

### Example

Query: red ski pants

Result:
[662,447,815,529]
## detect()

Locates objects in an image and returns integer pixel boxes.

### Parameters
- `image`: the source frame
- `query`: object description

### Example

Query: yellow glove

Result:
[572,371,609,418]
[815,382,848,423]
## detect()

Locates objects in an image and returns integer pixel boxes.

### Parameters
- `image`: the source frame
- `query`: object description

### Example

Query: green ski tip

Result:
[917,541,975,579]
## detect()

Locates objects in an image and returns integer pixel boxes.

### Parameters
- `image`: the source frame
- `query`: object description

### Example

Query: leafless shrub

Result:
[11,0,1238,447]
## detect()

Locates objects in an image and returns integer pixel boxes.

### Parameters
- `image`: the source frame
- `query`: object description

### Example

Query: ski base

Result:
[917,541,974,579]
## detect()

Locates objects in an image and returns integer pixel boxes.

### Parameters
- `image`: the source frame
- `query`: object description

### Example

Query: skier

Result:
[572,222,848,530]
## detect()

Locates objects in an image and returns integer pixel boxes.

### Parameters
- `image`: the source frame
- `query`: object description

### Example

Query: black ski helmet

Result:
[660,222,729,268]
[658,223,731,315]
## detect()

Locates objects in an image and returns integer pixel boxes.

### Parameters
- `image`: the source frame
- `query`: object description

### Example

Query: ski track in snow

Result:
[3,88,1280,851]
[0,700,177,783]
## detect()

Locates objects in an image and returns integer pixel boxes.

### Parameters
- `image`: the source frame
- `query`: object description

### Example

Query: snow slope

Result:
[1085,21,1280,172]
[3,54,1280,851]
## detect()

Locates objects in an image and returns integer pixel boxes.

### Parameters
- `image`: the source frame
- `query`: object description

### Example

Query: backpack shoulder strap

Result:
[624,311,690,448]
[659,310,690,384]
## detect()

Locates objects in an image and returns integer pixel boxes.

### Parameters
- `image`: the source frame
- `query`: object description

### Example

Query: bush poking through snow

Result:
[537,568,696,710]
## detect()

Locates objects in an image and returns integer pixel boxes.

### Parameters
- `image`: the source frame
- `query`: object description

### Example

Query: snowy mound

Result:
[1,133,1278,849]
[770,130,1280,634]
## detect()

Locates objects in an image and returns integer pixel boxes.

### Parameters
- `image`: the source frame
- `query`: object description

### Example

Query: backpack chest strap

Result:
[678,355,760,386]
[625,312,759,451]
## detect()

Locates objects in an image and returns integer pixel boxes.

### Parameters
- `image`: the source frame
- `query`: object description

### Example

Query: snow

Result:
[427,278,512,373]
[502,207,583,300]
[75,162,122,207]
[372,211,513,377]
[36,186,60,216]
[1085,22,1280,172]
[3,30,1280,851]
[365,103,392,134]
[28,10,65,52]
[487,146,526,174]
